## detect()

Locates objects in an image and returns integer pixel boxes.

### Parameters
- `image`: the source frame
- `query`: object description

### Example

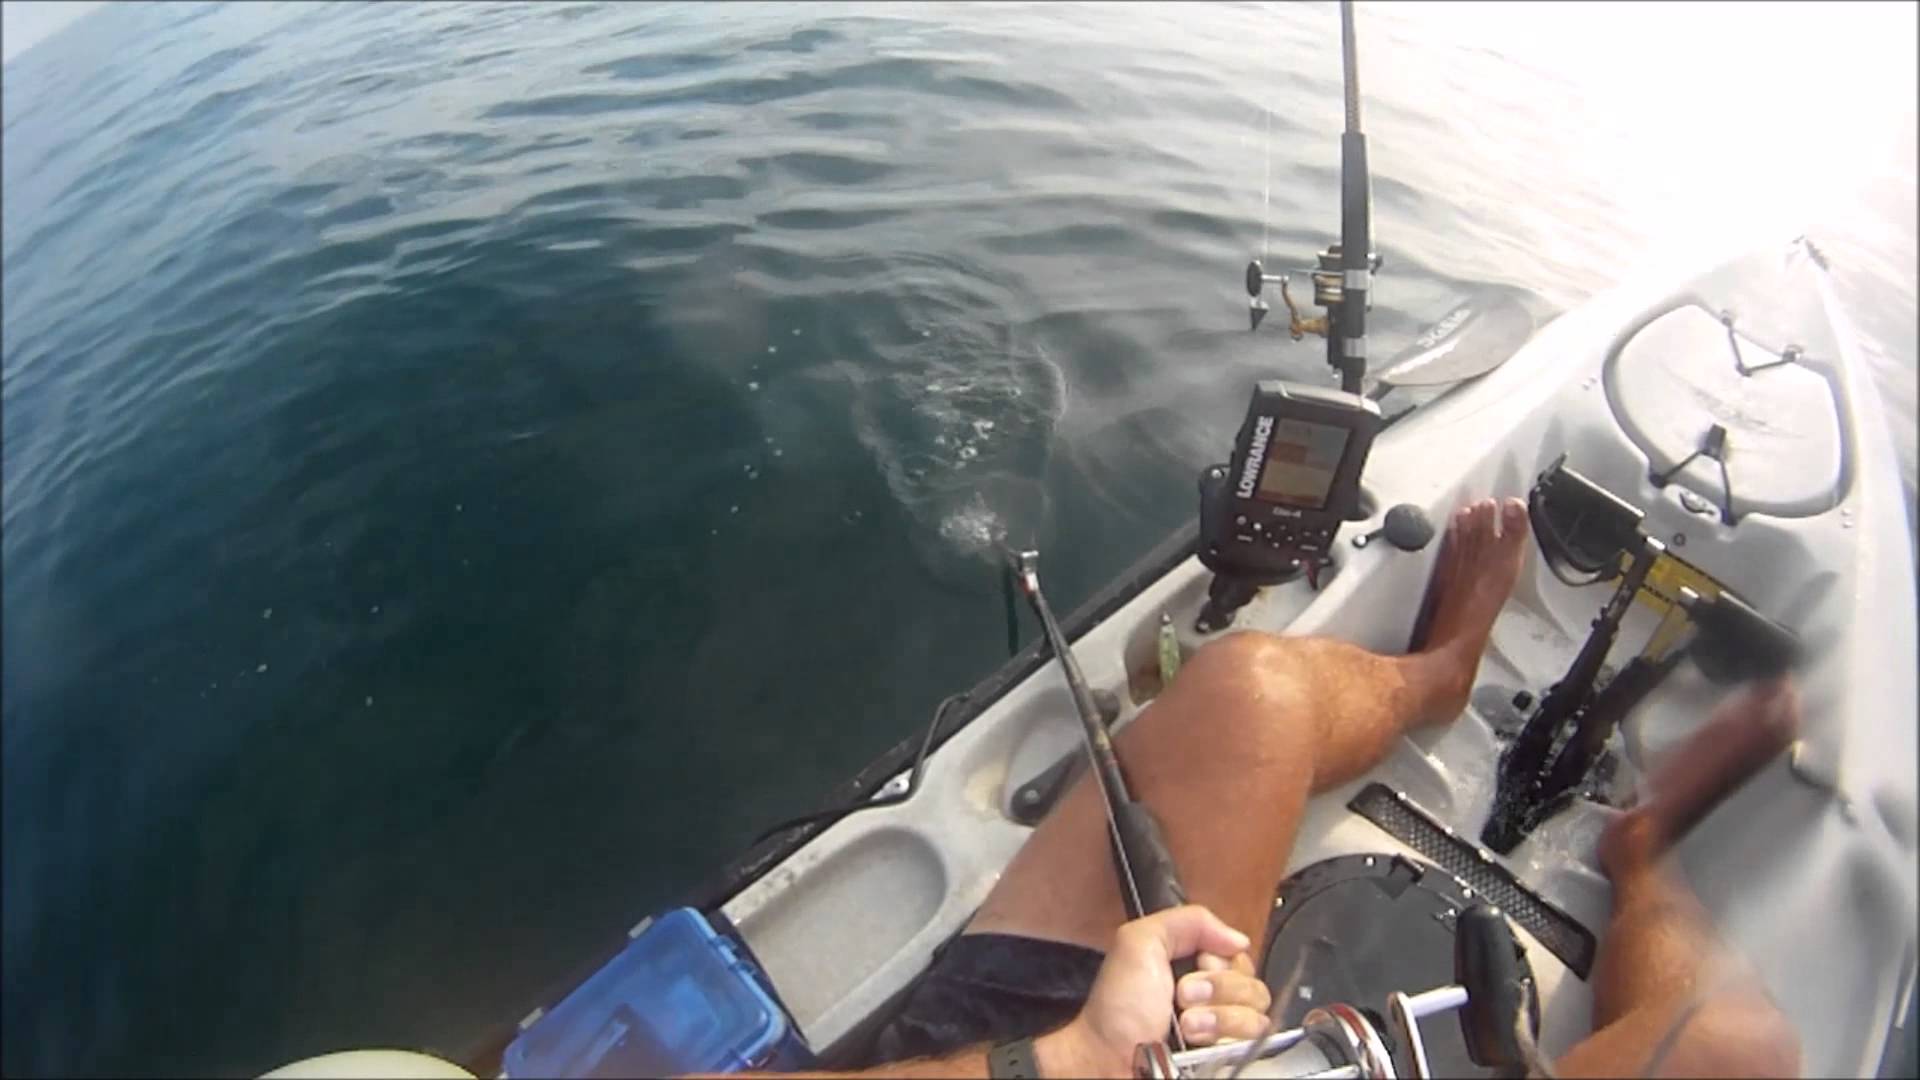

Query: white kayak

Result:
[684,235,1916,1078]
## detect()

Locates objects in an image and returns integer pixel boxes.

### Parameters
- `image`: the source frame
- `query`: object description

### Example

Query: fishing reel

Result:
[1245,249,1382,342]
[1134,906,1539,1080]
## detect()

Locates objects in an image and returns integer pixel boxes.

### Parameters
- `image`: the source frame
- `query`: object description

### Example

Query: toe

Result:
[1450,503,1474,536]
[1498,497,1528,541]
[1467,498,1495,541]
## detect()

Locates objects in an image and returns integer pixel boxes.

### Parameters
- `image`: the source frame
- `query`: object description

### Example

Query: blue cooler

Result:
[503,908,814,1077]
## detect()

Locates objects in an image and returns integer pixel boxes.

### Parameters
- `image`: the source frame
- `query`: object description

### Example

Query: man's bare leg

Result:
[967,497,1531,949]
[1553,680,1803,1078]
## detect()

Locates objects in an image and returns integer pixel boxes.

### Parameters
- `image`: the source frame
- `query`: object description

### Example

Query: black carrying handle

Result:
[1455,905,1534,1069]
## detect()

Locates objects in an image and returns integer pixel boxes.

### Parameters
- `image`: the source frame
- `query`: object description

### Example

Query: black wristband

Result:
[987,1036,1041,1079]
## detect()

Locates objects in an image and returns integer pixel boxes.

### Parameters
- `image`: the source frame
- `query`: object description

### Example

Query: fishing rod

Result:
[1245,0,1378,396]
[1008,550,1190,919]
[1050,0,1375,909]
[1006,548,1195,1049]
[1332,0,1372,394]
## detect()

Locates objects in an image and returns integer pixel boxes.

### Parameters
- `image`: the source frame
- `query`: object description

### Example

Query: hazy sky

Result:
[2,0,103,64]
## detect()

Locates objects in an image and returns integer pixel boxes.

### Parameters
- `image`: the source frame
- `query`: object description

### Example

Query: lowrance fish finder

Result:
[1195,381,1382,629]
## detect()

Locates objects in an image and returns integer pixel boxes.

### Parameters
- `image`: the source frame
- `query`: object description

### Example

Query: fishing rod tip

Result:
[995,543,1041,593]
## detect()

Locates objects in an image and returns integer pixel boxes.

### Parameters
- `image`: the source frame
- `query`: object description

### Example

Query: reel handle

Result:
[1454,905,1532,1069]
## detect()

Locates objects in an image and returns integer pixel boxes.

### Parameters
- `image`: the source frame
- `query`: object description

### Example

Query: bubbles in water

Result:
[791,328,801,336]
[746,381,760,391]
[938,492,1008,555]
[256,663,268,673]
[767,345,778,354]
[847,298,1067,588]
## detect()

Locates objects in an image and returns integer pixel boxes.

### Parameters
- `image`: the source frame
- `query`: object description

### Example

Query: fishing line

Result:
[1261,18,1273,266]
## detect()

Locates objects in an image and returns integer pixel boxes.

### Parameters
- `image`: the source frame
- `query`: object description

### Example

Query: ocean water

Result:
[2,2,1912,1075]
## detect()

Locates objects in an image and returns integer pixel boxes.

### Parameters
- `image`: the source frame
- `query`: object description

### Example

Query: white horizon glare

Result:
[2,0,105,65]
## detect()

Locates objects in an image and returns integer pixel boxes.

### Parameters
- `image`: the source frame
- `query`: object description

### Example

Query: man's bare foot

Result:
[1409,497,1531,721]
[1599,679,1801,878]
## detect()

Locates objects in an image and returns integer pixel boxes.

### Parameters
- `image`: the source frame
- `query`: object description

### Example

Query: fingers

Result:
[1195,951,1256,974]
[1119,905,1251,967]
[1180,1004,1271,1045]
[1178,964,1274,1047]
[1177,969,1273,1013]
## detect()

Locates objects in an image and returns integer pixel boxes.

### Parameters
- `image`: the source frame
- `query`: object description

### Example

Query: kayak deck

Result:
[708,238,1914,1075]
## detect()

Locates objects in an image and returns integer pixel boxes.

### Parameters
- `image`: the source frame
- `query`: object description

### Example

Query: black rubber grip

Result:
[1113,801,1189,915]
[1111,802,1200,982]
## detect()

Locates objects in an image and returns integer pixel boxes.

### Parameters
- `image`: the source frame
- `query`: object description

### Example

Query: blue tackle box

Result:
[503,907,813,1077]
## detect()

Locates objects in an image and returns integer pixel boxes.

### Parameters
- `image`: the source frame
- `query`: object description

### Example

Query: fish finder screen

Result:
[1255,419,1350,509]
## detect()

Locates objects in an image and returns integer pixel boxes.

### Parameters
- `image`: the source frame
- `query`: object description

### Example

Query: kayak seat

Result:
[1605,303,1844,521]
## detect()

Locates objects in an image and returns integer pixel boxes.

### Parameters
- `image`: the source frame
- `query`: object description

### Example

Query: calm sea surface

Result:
[3,2,1913,1075]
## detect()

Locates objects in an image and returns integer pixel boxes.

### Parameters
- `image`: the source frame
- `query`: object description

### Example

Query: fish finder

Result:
[1195,381,1382,629]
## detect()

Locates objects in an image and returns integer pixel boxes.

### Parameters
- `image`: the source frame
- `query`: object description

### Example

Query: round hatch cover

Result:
[1260,853,1539,1078]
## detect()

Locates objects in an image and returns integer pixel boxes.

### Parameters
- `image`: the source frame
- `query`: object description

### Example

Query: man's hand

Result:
[1036,905,1273,1078]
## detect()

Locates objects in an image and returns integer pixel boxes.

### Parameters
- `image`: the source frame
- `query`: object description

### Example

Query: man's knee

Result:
[1170,631,1314,723]
[1191,629,1288,666]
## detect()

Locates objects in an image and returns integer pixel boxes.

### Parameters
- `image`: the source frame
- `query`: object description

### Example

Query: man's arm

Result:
[719,905,1263,1080]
